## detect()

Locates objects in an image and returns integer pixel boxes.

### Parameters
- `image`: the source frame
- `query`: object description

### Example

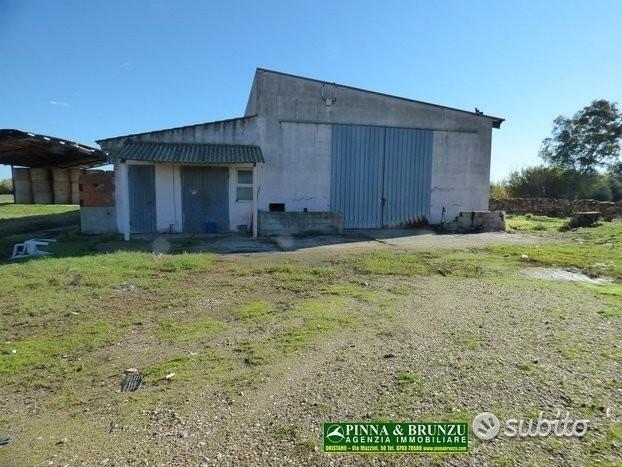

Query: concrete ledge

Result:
[444,210,506,233]
[81,207,117,234]
[258,211,343,236]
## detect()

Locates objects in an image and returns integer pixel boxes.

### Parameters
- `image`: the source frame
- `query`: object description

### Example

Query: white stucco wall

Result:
[154,164,182,233]
[228,164,255,231]
[129,162,255,233]
[114,161,130,239]
[258,122,331,212]
[430,131,489,224]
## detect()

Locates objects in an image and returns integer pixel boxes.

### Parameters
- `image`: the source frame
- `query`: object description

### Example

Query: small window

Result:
[238,170,253,185]
[236,169,253,201]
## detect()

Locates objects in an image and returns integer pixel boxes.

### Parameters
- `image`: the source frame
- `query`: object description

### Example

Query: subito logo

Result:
[472,412,501,440]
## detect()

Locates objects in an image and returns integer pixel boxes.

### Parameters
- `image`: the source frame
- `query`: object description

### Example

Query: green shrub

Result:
[0,178,13,195]
[490,182,509,199]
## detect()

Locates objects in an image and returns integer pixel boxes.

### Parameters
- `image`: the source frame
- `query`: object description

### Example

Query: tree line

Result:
[493,100,622,201]
[0,178,12,195]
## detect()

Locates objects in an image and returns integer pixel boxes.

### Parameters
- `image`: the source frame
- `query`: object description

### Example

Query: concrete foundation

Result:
[258,211,343,236]
[80,207,117,234]
[444,210,506,233]
[79,171,116,234]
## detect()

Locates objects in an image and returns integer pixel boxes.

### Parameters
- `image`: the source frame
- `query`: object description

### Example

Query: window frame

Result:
[236,169,254,202]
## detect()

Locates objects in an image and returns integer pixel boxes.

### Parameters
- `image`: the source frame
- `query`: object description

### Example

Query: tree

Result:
[609,160,622,177]
[540,100,622,173]
[0,178,13,195]
[506,166,574,198]
[489,182,509,199]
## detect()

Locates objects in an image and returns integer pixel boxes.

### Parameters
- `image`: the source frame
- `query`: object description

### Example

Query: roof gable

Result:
[255,68,504,128]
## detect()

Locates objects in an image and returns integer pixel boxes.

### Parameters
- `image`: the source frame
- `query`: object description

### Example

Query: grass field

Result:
[0,197,79,257]
[0,206,620,465]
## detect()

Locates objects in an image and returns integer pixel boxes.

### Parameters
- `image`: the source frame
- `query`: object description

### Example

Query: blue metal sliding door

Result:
[331,125,385,228]
[331,125,433,228]
[181,166,229,233]
[128,164,157,233]
[383,127,433,227]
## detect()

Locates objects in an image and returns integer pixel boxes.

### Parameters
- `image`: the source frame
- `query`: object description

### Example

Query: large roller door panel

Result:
[383,128,433,227]
[128,165,156,233]
[331,125,433,228]
[330,125,384,228]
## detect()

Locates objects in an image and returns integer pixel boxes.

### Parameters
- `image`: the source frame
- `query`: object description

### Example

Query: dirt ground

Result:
[1,224,621,466]
[142,228,544,255]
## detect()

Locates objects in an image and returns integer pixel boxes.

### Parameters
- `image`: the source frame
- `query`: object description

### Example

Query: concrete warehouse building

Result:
[97,68,503,238]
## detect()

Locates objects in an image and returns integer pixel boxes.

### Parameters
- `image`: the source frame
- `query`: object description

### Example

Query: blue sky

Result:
[1,0,621,181]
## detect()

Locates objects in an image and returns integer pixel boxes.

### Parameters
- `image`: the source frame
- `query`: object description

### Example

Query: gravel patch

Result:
[522,267,613,283]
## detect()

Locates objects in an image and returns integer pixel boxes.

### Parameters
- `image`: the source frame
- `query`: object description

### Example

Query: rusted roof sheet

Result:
[0,129,108,168]
[114,142,264,164]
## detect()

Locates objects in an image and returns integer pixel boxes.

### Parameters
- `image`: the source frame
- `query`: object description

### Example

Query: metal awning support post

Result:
[10,165,15,204]
[252,163,258,239]
[117,161,131,241]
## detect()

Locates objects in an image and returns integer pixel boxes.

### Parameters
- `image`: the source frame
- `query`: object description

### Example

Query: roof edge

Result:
[112,141,265,164]
[256,68,505,128]
[96,114,258,144]
[115,141,262,151]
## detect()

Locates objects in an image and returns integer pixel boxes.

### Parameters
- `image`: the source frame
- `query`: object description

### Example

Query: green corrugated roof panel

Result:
[114,142,264,164]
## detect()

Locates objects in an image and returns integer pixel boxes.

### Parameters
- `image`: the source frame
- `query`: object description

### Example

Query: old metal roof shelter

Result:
[114,142,264,164]
[0,129,108,168]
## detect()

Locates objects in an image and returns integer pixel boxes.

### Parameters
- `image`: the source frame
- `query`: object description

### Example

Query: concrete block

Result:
[569,211,601,228]
[81,207,117,234]
[444,210,506,233]
[258,211,343,236]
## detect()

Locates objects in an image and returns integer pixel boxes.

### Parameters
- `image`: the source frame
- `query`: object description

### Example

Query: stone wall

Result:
[490,198,622,219]
[258,211,343,236]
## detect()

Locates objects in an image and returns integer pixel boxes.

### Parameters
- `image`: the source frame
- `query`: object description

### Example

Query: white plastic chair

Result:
[10,239,56,259]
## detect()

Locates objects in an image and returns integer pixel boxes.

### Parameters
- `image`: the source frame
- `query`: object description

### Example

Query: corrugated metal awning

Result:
[0,129,108,168]
[114,142,264,164]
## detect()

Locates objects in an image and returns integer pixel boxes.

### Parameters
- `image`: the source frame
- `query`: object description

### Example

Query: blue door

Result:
[331,125,385,228]
[383,127,433,227]
[128,165,156,233]
[181,166,229,233]
[331,125,433,228]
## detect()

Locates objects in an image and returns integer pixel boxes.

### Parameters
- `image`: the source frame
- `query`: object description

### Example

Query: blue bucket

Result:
[205,222,218,234]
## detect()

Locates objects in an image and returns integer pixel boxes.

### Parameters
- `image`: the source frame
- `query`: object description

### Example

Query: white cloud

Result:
[49,100,70,107]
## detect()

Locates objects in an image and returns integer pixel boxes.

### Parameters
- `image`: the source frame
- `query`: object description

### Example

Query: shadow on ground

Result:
[3,228,544,266]
[0,211,80,237]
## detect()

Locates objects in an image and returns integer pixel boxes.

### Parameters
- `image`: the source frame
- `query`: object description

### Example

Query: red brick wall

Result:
[79,171,114,207]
